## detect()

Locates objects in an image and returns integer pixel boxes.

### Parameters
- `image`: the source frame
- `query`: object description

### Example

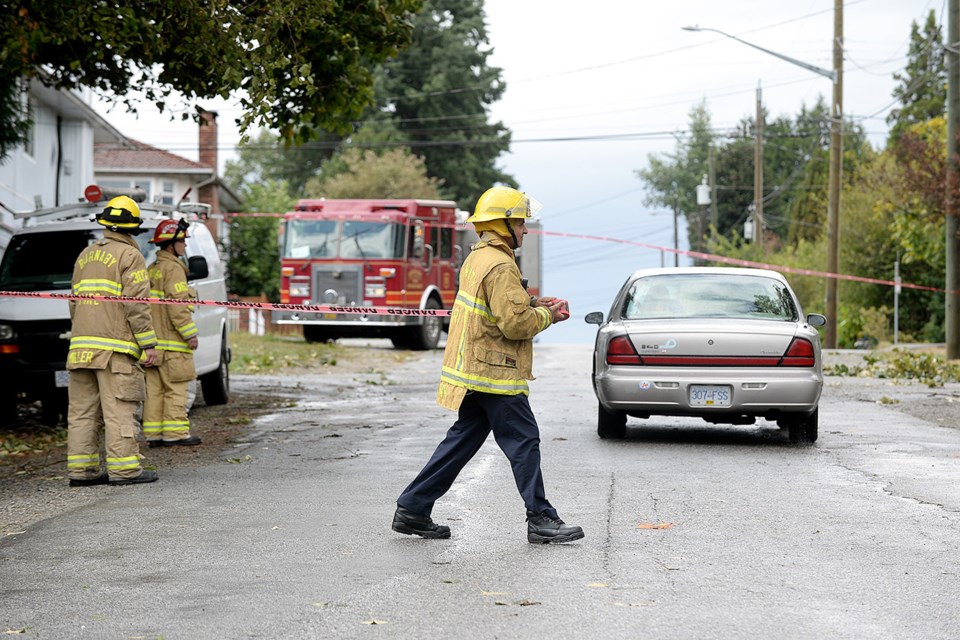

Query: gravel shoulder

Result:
[0,341,406,538]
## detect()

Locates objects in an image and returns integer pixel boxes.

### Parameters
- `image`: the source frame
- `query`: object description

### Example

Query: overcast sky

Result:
[91,0,938,343]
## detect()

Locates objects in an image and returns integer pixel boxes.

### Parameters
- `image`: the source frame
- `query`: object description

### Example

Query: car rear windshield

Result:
[0,230,100,291]
[622,274,799,321]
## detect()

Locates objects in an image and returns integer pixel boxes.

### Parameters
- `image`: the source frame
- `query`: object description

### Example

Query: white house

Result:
[0,82,127,253]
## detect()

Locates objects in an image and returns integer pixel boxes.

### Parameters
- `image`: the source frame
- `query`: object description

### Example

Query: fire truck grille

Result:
[313,267,362,305]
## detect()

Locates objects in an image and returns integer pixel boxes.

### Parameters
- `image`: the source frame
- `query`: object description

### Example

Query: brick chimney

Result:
[198,108,218,172]
[197,108,222,245]
[197,108,220,215]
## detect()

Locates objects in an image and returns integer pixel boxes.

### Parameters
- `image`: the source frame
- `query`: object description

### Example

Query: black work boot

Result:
[392,506,451,539]
[69,473,109,487]
[109,470,159,486]
[526,510,584,544]
[163,436,202,446]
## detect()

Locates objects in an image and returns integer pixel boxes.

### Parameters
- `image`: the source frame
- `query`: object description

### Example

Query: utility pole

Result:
[754,82,764,253]
[824,0,844,348]
[947,0,960,359]
[709,146,719,234]
[672,191,680,267]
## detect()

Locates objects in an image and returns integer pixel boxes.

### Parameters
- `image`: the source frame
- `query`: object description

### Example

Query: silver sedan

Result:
[585,267,826,443]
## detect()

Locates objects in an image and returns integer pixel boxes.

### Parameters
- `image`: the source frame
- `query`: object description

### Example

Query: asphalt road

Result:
[2,343,959,639]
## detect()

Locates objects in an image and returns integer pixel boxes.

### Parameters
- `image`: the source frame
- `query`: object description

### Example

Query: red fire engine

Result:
[274,198,542,350]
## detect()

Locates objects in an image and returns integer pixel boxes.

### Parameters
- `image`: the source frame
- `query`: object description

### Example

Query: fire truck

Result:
[273,198,541,350]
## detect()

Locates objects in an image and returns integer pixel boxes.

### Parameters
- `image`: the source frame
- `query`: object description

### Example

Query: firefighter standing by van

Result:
[143,219,202,447]
[393,186,583,544]
[66,196,159,486]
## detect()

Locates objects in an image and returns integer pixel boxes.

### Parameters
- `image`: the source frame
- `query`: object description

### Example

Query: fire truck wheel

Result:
[397,298,442,351]
[303,326,339,343]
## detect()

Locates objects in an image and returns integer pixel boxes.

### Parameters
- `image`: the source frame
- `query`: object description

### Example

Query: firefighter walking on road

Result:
[393,186,584,544]
[143,219,202,447]
[66,195,159,486]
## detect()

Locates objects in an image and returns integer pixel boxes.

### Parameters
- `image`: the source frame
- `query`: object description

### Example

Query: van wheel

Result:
[200,331,230,405]
[0,385,18,424]
[400,298,442,351]
[40,389,68,427]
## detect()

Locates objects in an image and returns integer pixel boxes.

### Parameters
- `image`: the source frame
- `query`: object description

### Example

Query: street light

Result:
[683,19,843,348]
[681,26,835,82]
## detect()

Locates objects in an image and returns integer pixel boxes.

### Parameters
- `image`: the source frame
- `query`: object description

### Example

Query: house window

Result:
[160,181,175,205]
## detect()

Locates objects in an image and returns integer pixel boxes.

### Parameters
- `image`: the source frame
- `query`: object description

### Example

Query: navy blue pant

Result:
[397,392,558,519]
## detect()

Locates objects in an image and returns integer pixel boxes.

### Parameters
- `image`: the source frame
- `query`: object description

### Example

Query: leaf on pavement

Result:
[494,601,509,606]
[517,600,541,606]
[637,522,674,530]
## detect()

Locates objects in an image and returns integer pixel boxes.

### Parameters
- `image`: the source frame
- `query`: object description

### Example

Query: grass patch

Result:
[229,333,341,373]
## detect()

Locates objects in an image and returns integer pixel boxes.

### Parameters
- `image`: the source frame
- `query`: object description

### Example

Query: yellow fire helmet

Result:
[466,186,543,224]
[96,195,142,231]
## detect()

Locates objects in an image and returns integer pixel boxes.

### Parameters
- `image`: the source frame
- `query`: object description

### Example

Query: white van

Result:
[0,187,231,424]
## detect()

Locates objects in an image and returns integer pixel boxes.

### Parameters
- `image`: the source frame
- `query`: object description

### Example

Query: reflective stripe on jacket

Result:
[68,230,156,368]
[148,251,198,353]
[437,232,552,411]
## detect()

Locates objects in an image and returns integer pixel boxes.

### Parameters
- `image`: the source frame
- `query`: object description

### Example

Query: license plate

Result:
[54,370,70,388]
[689,385,731,407]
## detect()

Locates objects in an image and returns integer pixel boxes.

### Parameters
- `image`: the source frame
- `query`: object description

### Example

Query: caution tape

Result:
[0,290,452,317]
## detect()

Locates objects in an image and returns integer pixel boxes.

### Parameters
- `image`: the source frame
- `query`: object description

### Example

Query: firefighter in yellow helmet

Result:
[393,186,583,544]
[66,195,159,486]
[143,218,202,447]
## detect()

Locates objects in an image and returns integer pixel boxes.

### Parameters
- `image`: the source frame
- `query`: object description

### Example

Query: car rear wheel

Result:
[598,403,627,439]
[788,408,818,444]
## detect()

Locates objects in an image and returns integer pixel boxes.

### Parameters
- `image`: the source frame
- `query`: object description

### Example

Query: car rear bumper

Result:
[594,365,822,416]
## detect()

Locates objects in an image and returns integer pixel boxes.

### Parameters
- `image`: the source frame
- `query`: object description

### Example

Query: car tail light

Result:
[606,335,643,365]
[780,337,816,367]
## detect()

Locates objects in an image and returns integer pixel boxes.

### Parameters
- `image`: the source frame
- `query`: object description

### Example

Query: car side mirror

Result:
[188,255,209,280]
[585,311,604,325]
[806,313,827,327]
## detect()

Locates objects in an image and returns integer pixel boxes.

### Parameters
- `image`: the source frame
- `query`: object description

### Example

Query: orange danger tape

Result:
[0,290,452,317]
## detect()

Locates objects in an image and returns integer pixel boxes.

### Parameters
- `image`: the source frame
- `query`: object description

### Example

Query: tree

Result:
[225,180,294,300]
[887,10,946,144]
[375,0,514,209]
[637,101,715,254]
[304,148,443,199]
[223,130,342,199]
[0,0,422,159]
